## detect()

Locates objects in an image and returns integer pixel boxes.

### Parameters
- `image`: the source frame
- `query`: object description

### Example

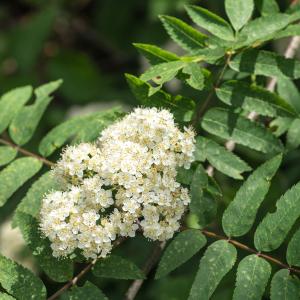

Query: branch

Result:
[192,53,232,127]
[209,35,300,176]
[0,137,54,168]
[200,229,300,275]
[124,241,166,300]
[47,237,126,300]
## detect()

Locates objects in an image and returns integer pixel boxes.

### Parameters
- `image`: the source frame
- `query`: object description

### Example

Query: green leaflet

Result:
[155,230,206,279]
[222,155,282,237]
[287,119,300,149]
[230,50,300,79]
[188,240,237,300]
[140,60,185,94]
[0,146,17,167]
[133,43,180,65]
[182,62,205,90]
[195,136,251,180]
[0,254,46,300]
[270,269,300,300]
[225,0,254,31]
[0,292,15,300]
[254,182,300,252]
[236,13,291,47]
[190,164,217,227]
[201,108,284,154]
[176,166,195,185]
[0,157,42,207]
[126,74,195,122]
[0,86,32,134]
[159,15,207,52]
[9,80,62,145]
[287,228,300,267]
[39,108,121,157]
[233,255,271,300]
[17,212,74,282]
[276,24,300,40]
[185,5,234,41]
[270,117,294,137]
[216,80,296,117]
[255,0,279,16]
[12,172,60,226]
[92,255,145,280]
[60,281,107,300]
[72,108,123,144]
[277,77,300,113]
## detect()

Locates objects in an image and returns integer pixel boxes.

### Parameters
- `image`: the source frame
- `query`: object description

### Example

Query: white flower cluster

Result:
[40,107,196,259]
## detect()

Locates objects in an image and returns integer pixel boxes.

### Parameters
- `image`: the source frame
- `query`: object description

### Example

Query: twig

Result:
[200,229,300,275]
[0,138,54,167]
[47,237,126,300]
[124,241,166,300]
[192,53,232,127]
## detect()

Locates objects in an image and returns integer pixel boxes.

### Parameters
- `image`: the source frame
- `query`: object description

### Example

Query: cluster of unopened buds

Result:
[40,107,196,259]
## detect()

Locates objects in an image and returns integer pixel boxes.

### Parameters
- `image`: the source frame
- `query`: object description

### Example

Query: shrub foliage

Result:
[0,0,300,299]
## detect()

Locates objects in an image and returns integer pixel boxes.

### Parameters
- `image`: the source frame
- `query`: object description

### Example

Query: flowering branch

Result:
[0,137,54,168]
[200,229,300,275]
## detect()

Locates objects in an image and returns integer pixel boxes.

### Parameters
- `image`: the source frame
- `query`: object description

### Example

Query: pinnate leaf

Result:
[185,5,234,41]
[0,86,32,134]
[233,255,271,300]
[159,15,207,52]
[0,293,15,300]
[0,146,17,167]
[287,228,300,267]
[9,80,62,145]
[270,269,300,300]
[237,13,291,47]
[190,164,217,227]
[277,76,300,113]
[195,136,251,180]
[13,171,60,225]
[140,61,185,94]
[39,108,121,157]
[230,50,300,79]
[126,74,195,122]
[201,108,283,154]
[155,230,206,279]
[182,62,205,90]
[225,0,254,31]
[0,157,42,207]
[0,254,46,300]
[254,182,300,251]
[216,80,295,117]
[287,119,300,149]
[188,240,237,300]
[255,0,279,16]
[222,155,282,237]
[133,43,179,65]
[17,212,74,282]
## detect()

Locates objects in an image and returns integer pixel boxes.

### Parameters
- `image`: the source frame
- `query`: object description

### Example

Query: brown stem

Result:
[0,138,54,167]
[192,53,232,127]
[47,237,126,300]
[200,229,300,275]
[124,241,166,300]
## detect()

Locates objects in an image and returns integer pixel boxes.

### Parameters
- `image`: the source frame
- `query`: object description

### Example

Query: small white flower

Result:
[40,107,196,259]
